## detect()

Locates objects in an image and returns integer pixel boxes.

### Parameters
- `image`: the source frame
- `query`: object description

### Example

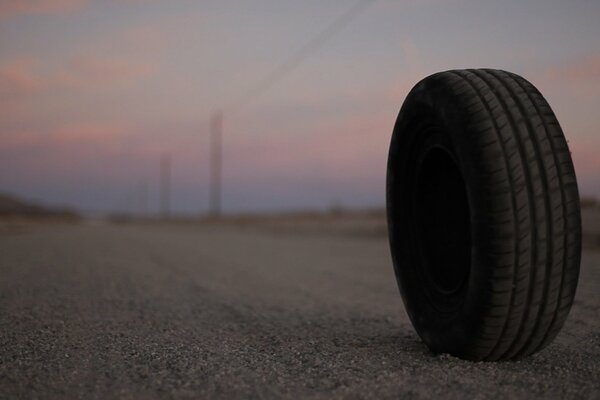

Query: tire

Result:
[386,69,582,361]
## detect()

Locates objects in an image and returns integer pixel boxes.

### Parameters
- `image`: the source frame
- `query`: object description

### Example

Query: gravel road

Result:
[1,219,598,399]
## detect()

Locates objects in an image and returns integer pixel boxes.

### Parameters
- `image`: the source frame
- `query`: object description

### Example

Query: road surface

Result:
[1,218,598,399]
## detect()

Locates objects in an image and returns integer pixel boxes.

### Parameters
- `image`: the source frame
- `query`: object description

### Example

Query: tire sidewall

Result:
[387,74,491,355]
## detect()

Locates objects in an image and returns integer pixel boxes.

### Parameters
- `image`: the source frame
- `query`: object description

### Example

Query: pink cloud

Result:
[0,120,198,167]
[0,53,154,102]
[543,54,600,82]
[0,0,86,17]
[52,122,128,143]
[55,55,153,90]
[0,122,128,151]
[225,111,390,189]
[536,54,600,98]
[122,24,168,52]
[0,59,45,98]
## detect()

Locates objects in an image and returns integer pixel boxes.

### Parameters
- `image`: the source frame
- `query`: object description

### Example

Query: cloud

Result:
[0,0,86,17]
[0,58,45,98]
[52,121,128,143]
[536,54,600,97]
[0,53,154,102]
[544,54,600,82]
[56,55,153,89]
[225,110,389,189]
[122,24,168,53]
[0,122,128,151]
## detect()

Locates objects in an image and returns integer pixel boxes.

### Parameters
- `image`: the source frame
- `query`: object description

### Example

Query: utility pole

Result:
[160,153,171,218]
[138,180,148,217]
[209,111,222,217]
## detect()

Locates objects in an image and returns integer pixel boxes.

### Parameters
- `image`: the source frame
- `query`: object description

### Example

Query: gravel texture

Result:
[0,221,598,399]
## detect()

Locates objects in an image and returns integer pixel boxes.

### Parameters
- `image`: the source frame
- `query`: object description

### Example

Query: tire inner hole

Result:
[416,147,471,294]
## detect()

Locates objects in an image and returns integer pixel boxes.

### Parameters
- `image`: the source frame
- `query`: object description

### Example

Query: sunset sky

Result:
[1,0,599,214]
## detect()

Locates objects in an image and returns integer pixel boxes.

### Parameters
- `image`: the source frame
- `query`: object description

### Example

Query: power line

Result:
[207,0,375,215]
[225,0,377,112]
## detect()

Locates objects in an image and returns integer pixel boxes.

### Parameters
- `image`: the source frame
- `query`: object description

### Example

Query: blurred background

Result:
[1,0,599,218]
[2,3,600,397]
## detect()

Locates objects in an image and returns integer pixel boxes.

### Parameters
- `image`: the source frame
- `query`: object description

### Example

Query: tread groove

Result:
[468,69,536,360]
[485,70,553,359]
[451,69,524,360]
[510,73,579,354]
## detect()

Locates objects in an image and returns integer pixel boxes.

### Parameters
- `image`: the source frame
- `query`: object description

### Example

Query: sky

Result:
[1,0,599,215]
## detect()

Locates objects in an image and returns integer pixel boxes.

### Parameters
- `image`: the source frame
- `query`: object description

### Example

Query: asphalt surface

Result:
[0,220,599,399]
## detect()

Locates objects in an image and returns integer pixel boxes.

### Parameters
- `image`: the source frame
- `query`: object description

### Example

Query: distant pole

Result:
[139,180,148,217]
[160,153,171,218]
[209,111,222,216]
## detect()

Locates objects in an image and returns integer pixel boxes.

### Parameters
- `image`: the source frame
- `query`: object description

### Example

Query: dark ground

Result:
[0,211,599,399]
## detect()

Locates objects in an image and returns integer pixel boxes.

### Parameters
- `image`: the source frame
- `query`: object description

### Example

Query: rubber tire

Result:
[386,69,582,361]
